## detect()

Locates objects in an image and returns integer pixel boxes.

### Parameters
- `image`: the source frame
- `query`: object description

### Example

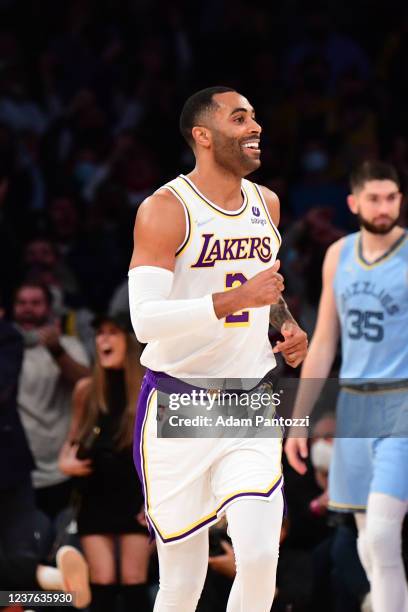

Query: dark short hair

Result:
[92,311,133,334]
[350,160,400,193]
[14,282,53,307]
[179,86,236,148]
[23,235,59,261]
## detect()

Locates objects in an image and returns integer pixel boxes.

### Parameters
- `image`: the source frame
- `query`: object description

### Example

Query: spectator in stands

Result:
[309,412,336,516]
[307,414,369,611]
[47,193,81,259]
[59,313,150,612]
[280,207,345,338]
[13,281,90,520]
[289,139,349,227]
[0,299,90,608]
[23,235,81,316]
[0,158,21,313]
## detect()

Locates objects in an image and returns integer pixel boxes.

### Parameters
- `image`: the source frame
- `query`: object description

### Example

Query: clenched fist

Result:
[213,260,285,320]
[239,260,284,307]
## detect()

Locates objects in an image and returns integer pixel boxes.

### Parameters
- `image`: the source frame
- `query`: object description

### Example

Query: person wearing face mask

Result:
[58,313,150,612]
[305,414,371,611]
[290,139,349,228]
[309,414,335,517]
[302,148,329,175]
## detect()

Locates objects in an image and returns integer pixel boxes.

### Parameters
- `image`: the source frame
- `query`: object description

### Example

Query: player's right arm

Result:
[128,191,285,343]
[285,237,344,474]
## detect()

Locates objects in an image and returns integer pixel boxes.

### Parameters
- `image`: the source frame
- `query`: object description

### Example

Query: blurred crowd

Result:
[1,0,408,610]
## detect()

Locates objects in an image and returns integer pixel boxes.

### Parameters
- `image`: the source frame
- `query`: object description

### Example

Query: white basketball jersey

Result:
[140,173,281,379]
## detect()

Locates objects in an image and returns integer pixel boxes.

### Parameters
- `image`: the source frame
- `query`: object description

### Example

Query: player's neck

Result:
[186,164,243,211]
[360,225,405,260]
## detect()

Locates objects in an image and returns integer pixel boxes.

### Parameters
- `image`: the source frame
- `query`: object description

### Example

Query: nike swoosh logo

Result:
[197,218,213,227]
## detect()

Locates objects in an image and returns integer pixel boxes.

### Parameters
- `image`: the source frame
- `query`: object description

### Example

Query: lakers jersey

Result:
[140,174,281,379]
[334,231,408,381]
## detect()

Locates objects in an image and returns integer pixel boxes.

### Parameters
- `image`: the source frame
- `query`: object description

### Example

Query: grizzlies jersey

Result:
[333,231,408,381]
[140,174,281,378]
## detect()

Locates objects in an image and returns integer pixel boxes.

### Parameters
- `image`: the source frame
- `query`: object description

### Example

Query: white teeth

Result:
[243,142,259,149]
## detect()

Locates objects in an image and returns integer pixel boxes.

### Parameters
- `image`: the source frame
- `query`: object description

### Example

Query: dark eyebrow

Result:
[366,190,399,197]
[230,107,255,116]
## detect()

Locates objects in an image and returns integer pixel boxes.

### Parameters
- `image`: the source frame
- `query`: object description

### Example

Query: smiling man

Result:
[128,87,308,612]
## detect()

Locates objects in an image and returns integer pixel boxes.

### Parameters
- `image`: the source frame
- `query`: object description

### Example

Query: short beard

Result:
[212,132,260,177]
[357,213,398,235]
[17,314,49,329]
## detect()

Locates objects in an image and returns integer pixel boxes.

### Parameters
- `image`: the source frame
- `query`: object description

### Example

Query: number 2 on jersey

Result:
[225,272,250,327]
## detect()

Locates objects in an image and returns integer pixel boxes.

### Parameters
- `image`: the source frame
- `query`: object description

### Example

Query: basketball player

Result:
[286,161,408,612]
[128,86,308,612]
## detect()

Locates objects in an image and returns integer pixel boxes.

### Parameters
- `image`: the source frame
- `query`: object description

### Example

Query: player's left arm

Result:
[259,185,308,368]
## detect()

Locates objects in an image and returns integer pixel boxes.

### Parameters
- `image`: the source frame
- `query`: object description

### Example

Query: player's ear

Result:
[347,194,357,214]
[192,126,211,149]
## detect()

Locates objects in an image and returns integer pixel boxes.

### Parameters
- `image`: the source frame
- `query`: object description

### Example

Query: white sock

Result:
[153,529,209,612]
[356,493,408,612]
[36,565,63,590]
[355,512,372,581]
[226,494,283,612]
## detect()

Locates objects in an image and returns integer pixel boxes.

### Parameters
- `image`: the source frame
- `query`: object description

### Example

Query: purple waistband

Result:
[145,368,277,396]
[145,369,213,395]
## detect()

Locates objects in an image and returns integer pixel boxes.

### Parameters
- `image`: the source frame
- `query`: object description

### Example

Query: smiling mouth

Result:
[241,141,261,156]
[242,141,260,150]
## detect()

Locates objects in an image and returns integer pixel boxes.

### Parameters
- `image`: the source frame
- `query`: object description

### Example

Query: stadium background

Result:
[0,0,407,610]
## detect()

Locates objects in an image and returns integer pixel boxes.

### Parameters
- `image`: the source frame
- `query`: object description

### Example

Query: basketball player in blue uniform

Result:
[128,87,308,612]
[286,161,408,612]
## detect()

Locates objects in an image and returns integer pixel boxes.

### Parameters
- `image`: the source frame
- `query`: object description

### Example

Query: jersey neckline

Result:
[356,229,408,268]
[179,174,248,216]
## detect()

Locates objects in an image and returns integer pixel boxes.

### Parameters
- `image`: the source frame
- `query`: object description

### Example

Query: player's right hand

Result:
[241,260,284,307]
[285,437,308,475]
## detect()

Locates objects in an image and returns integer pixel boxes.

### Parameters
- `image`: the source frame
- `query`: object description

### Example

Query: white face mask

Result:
[311,439,333,471]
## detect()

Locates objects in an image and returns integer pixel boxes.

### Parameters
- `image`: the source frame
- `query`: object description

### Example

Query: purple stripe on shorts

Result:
[134,369,169,477]
[133,371,154,483]
[133,368,188,484]
[133,370,160,540]
[158,474,284,544]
